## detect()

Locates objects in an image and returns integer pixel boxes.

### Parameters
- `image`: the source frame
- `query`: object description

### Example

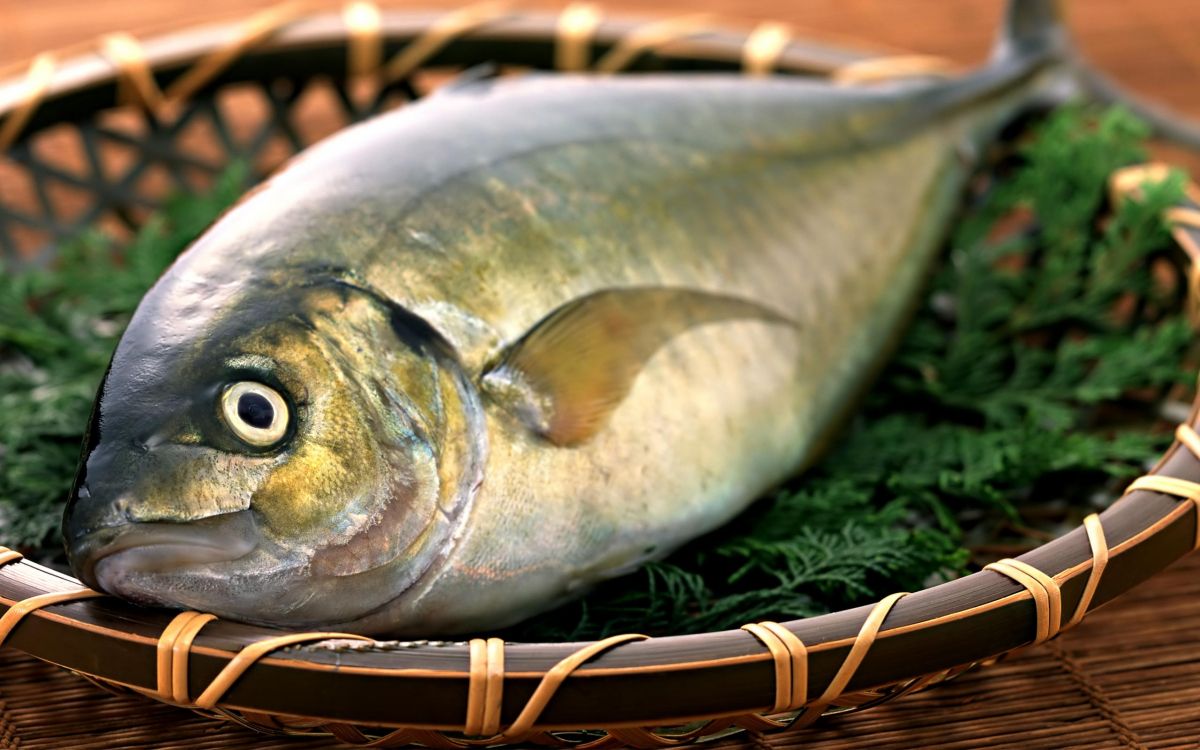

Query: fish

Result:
[63,0,1086,635]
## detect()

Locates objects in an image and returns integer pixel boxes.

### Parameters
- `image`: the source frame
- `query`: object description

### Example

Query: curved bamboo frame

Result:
[1,4,1198,746]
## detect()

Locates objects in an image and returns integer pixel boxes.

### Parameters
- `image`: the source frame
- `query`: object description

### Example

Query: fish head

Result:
[63,273,485,631]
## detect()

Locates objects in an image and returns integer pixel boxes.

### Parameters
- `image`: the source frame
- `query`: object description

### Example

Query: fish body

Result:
[65,1,1065,634]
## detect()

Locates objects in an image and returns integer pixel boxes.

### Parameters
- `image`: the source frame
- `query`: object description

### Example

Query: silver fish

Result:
[64,1,1088,634]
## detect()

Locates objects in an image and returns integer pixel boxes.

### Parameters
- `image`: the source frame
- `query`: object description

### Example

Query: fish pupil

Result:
[237,392,274,429]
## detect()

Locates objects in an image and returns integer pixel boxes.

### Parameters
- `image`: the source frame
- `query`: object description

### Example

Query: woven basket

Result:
[3,4,1200,747]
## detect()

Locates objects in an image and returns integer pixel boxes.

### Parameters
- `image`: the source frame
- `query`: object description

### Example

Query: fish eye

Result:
[220,381,289,448]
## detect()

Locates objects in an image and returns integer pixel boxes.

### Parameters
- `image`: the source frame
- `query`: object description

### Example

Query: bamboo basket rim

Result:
[1,4,1199,746]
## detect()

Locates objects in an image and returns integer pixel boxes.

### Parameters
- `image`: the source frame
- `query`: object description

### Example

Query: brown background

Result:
[2,0,1199,119]
[2,1,1200,749]
[4,0,1200,162]
[0,0,1190,117]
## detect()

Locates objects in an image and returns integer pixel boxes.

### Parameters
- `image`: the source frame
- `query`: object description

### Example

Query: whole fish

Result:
[64,1,1071,635]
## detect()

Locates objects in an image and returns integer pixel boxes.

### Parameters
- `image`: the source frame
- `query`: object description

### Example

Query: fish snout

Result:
[63,439,155,561]
[65,509,260,599]
[62,483,134,583]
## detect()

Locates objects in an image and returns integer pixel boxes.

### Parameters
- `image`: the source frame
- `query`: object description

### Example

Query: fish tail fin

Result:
[995,0,1200,151]
[994,0,1070,62]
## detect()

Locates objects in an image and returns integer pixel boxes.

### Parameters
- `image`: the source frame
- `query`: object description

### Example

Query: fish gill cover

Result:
[0,106,1192,640]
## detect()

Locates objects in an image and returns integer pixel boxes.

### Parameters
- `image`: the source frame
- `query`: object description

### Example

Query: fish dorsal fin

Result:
[436,63,502,95]
[481,287,796,446]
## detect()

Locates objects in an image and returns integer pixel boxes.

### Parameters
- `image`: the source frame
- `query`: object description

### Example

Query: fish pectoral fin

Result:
[480,286,796,447]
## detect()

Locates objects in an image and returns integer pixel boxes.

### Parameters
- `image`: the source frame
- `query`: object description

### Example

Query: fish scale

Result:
[375,127,965,631]
[63,0,1075,634]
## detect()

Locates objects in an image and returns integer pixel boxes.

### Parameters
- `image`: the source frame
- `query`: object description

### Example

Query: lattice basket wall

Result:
[3,3,1200,748]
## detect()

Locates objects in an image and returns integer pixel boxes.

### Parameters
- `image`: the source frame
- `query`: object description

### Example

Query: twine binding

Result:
[94,2,307,117]
[742,22,791,76]
[1065,514,1110,629]
[556,4,603,72]
[593,14,715,74]
[465,637,505,737]
[172,614,220,705]
[985,559,1062,645]
[740,622,807,715]
[1124,421,1200,551]
[344,1,384,79]
[1126,474,1200,550]
[1175,422,1200,460]
[0,54,55,152]
[194,631,375,709]
[101,33,163,110]
[1110,163,1200,327]
[496,633,647,741]
[168,2,310,104]
[0,589,103,648]
[382,1,515,84]
[793,592,907,728]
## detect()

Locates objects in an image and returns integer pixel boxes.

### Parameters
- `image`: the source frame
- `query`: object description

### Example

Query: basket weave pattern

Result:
[2,4,1200,747]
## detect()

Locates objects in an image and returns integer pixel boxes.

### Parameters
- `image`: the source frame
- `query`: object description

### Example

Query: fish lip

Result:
[72,510,259,592]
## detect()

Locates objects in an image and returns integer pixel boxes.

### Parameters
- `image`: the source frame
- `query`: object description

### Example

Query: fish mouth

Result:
[72,510,259,599]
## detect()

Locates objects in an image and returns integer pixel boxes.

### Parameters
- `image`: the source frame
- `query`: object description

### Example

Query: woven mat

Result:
[1,554,1197,749]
